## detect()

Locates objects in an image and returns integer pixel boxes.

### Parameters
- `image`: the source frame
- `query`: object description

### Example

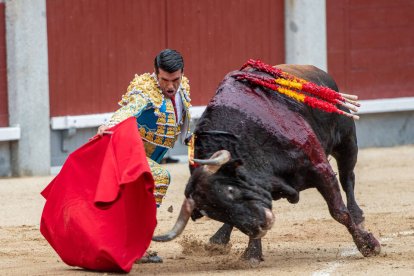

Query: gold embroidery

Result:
[166,127,175,136]
[166,114,175,125]
[145,131,154,141]
[163,138,175,148]
[166,98,175,115]
[157,125,166,134]
[139,127,146,137]
[139,126,178,149]
[154,135,163,145]
[143,142,157,158]
[158,114,167,124]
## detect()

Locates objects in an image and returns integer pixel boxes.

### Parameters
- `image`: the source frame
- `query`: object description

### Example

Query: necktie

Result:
[171,96,178,121]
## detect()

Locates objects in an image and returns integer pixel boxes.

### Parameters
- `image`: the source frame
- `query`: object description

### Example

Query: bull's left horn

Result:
[192,150,231,166]
[152,197,195,242]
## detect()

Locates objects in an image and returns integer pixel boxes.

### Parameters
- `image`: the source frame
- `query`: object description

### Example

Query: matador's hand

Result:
[97,125,113,136]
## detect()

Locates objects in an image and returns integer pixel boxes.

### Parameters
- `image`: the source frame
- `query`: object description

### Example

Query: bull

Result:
[153,62,381,262]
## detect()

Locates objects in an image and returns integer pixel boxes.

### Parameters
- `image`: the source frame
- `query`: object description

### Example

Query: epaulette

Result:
[119,73,161,108]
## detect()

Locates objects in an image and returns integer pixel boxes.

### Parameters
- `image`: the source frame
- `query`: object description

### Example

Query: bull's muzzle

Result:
[263,208,275,230]
[253,208,275,239]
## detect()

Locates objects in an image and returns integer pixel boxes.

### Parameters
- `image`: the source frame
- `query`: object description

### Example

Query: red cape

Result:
[40,117,157,272]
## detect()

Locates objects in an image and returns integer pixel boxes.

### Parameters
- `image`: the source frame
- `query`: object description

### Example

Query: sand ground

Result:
[1,145,413,275]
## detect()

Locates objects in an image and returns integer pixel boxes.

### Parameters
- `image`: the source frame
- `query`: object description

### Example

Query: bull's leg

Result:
[209,223,233,245]
[241,238,263,261]
[210,225,264,262]
[332,137,365,227]
[271,176,299,203]
[314,165,380,257]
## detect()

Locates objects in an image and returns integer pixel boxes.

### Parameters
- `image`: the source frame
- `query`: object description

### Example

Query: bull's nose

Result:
[263,208,275,230]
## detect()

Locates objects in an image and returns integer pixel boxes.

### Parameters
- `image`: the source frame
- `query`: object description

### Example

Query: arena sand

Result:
[0,145,413,275]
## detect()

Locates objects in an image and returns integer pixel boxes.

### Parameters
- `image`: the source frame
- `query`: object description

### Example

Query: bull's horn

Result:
[152,197,195,242]
[192,150,231,166]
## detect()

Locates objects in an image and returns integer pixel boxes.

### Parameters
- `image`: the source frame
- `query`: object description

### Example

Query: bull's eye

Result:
[226,186,236,200]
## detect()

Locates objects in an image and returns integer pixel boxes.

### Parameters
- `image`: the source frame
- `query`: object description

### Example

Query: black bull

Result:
[153,64,381,261]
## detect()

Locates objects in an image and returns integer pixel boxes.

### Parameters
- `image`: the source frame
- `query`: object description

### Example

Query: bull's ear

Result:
[216,159,243,177]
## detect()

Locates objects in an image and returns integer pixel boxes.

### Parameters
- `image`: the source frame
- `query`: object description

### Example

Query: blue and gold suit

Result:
[105,73,191,207]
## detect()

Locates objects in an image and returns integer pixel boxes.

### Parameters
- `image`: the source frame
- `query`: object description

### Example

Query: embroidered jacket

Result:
[105,73,191,163]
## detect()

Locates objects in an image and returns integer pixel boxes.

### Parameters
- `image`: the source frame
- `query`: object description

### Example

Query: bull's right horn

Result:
[192,150,231,166]
[152,197,195,242]
[192,150,231,173]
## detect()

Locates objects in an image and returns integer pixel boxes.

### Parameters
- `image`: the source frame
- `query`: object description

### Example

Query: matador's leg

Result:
[146,157,171,207]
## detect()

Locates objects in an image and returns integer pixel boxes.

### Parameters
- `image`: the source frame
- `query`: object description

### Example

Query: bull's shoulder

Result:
[274,64,338,91]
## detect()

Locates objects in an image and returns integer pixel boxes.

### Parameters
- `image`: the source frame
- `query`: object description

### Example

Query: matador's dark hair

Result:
[154,49,184,74]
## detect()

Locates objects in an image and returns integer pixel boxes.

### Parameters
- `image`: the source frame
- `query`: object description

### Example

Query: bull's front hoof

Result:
[356,232,381,257]
[242,237,264,263]
[241,248,264,262]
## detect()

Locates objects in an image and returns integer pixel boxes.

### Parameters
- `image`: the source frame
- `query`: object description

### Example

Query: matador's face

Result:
[157,68,182,99]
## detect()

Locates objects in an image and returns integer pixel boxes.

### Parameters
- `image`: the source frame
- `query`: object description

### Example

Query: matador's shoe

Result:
[136,251,163,264]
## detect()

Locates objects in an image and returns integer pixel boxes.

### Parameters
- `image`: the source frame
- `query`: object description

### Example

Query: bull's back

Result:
[203,69,332,167]
[203,64,356,160]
